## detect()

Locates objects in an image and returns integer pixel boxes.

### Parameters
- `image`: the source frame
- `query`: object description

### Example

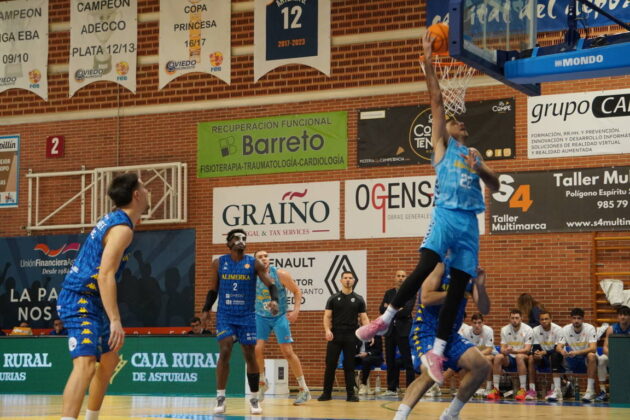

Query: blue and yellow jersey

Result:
[62,209,133,295]
[255,265,287,318]
[433,137,485,213]
[217,254,257,318]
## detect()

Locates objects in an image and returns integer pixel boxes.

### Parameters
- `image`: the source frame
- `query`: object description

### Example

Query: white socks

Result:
[297,375,308,391]
[382,306,398,323]
[446,398,465,417]
[553,376,561,391]
[587,378,595,393]
[486,380,492,390]
[493,375,500,389]
[395,403,411,418]
[529,383,536,392]
[85,409,99,420]
[519,375,527,389]
[217,389,226,398]
[432,338,447,357]
[61,417,77,420]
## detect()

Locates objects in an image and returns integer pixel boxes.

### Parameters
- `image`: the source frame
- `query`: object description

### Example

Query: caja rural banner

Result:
[358,99,515,167]
[212,181,339,243]
[198,111,347,178]
[0,0,48,100]
[0,230,195,330]
[69,0,137,96]
[0,134,19,207]
[158,0,230,89]
[490,167,630,234]
[345,176,486,239]
[528,88,630,159]
[212,250,367,311]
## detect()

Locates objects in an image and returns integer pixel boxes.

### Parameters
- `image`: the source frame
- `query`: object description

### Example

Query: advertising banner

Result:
[0,0,48,100]
[212,181,339,243]
[0,134,19,207]
[198,111,347,178]
[358,99,515,167]
[528,88,630,159]
[0,230,195,330]
[345,176,486,239]
[158,0,230,89]
[69,0,137,96]
[254,0,330,81]
[490,167,630,234]
[0,336,244,396]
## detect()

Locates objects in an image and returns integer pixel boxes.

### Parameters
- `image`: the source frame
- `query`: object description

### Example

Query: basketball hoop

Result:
[420,52,475,116]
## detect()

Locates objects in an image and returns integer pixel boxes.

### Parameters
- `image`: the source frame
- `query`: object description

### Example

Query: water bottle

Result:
[573,377,580,401]
[375,375,381,394]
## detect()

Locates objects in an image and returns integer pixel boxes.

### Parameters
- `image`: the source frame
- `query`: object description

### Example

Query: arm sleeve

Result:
[202,289,218,312]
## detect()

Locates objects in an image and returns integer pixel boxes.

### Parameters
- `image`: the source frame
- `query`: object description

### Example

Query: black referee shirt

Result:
[325,291,366,332]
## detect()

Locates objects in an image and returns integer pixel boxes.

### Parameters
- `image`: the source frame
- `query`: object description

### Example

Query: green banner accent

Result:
[197,111,348,177]
[0,336,244,396]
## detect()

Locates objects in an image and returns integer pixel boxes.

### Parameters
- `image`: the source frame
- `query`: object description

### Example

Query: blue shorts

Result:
[410,331,474,373]
[421,207,479,277]
[565,355,588,374]
[503,355,519,372]
[534,350,561,373]
[216,315,257,345]
[57,288,111,360]
[256,315,293,344]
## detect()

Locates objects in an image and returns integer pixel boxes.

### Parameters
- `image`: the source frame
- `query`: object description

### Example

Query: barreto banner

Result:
[490,167,630,234]
[0,134,19,208]
[528,88,630,159]
[197,111,347,178]
[254,0,330,81]
[212,181,339,243]
[158,0,231,89]
[0,0,48,100]
[69,0,137,96]
[358,99,515,167]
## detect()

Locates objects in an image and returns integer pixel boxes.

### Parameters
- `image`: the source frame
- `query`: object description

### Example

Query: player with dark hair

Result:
[597,306,630,402]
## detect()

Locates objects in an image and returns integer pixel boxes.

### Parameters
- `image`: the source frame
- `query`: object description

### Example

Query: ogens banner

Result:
[198,111,347,178]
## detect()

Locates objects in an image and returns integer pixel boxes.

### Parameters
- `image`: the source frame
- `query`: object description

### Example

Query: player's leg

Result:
[487,353,508,400]
[62,356,97,419]
[393,367,435,420]
[214,321,235,414]
[546,351,564,401]
[238,322,263,414]
[514,353,528,400]
[398,334,416,389]
[526,354,537,400]
[85,351,119,418]
[341,334,359,401]
[583,353,598,402]
[483,355,494,394]
[595,354,609,401]
[384,335,398,394]
[254,315,272,400]
[278,342,311,404]
[319,338,343,400]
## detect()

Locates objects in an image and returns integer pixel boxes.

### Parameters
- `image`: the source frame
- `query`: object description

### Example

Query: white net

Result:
[420,54,475,116]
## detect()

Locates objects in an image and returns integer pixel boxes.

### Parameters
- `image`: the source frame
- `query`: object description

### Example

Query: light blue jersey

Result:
[217,254,257,322]
[256,266,287,317]
[434,137,484,213]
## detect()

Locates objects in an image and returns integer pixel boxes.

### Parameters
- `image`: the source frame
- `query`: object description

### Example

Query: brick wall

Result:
[1,0,629,390]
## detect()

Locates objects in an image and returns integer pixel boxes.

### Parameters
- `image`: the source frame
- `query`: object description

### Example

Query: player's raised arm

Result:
[278,268,301,322]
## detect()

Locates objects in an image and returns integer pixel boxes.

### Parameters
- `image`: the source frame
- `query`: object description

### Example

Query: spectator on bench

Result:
[49,318,69,336]
[187,316,213,335]
[355,336,384,395]
[462,312,496,396]
[527,310,562,401]
[596,305,630,402]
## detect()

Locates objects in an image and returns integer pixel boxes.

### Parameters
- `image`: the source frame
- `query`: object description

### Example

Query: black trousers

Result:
[355,354,384,384]
[322,330,357,396]
[385,332,415,391]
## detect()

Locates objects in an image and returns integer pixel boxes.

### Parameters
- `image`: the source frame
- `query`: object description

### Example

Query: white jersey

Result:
[500,323,534,355]
[458,323,471,336]
[463,325,497,354]
[559,322,597,352]
[532,323,562,351]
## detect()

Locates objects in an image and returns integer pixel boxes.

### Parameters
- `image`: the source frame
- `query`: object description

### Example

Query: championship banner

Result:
[254,0,330,81]
[158,0,230,89]
[0,134,19,207]
[345,176,486,239]
[358,99,515,167]
[212,250,367,311]
[212,181,339,243]
[490,167,630,234]
[0,230,195,330]
[69,0,137,97]
[528,88,630,159]
[198,111,347,178]
[0,0,48,100]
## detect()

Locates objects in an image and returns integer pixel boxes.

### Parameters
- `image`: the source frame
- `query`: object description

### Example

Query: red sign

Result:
[46,136,64,158]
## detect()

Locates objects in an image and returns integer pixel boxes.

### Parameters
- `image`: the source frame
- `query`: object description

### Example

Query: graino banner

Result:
[197,111,347,178]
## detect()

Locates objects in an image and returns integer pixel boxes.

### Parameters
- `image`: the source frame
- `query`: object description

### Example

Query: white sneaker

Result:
[439,408,461,420]
[582,390,596,403]
[426,383,442,397]
[249,397,263,414]
[213,396,226,414]
[359,384,368,395]
[545,388,563,402]
[474,388,487,397]
[257,381,269,402]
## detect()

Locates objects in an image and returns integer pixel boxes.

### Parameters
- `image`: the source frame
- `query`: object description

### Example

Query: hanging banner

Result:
[528,88,630,159]
[0,0,48,100]
[0,134,19,207]
[345,176,485,239]
[358,99,515,167]
[69,0,137,97]
[212,181,340,243]
[158,0,230,89]
[197,111,347,178]
[254,0,330,81]
[490,167,630,234]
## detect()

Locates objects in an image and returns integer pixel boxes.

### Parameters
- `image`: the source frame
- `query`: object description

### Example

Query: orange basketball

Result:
[428,23,449,53]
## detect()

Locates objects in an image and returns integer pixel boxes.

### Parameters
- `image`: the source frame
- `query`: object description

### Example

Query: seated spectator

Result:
[187,316,213,335]
[526,310,562,401]
[49,318,68,335]
[355,336,384,395]
[487,309,534,401]
[458,312,471,336]
[517,293,545,328]
[595,305,630,402]
[10,321,33,336]
[461,313,496,396]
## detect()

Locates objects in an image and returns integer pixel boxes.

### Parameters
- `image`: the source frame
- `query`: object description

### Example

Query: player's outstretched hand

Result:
[109,320,125,352]
[422,30,434,59]
[268,300,279,316]
[287,310,298,323]
[474,268,486,287]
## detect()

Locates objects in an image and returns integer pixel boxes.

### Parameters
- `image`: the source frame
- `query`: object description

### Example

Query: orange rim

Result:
[419,53,466,67]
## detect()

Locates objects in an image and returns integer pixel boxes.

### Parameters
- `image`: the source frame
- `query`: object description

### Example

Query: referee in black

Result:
[318,271,369,402]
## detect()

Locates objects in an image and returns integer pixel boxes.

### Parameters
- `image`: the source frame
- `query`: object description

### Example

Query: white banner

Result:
[158,0,230,89]
[253,0,330,81]
[0,0,48,100]
[213,181,339,243]
[345,176,485,239]
[213,250,367,311]
[69,0,137,97]
[528,88,630,159]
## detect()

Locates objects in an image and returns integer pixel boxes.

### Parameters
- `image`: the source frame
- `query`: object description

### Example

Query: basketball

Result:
[428,23,449,53]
